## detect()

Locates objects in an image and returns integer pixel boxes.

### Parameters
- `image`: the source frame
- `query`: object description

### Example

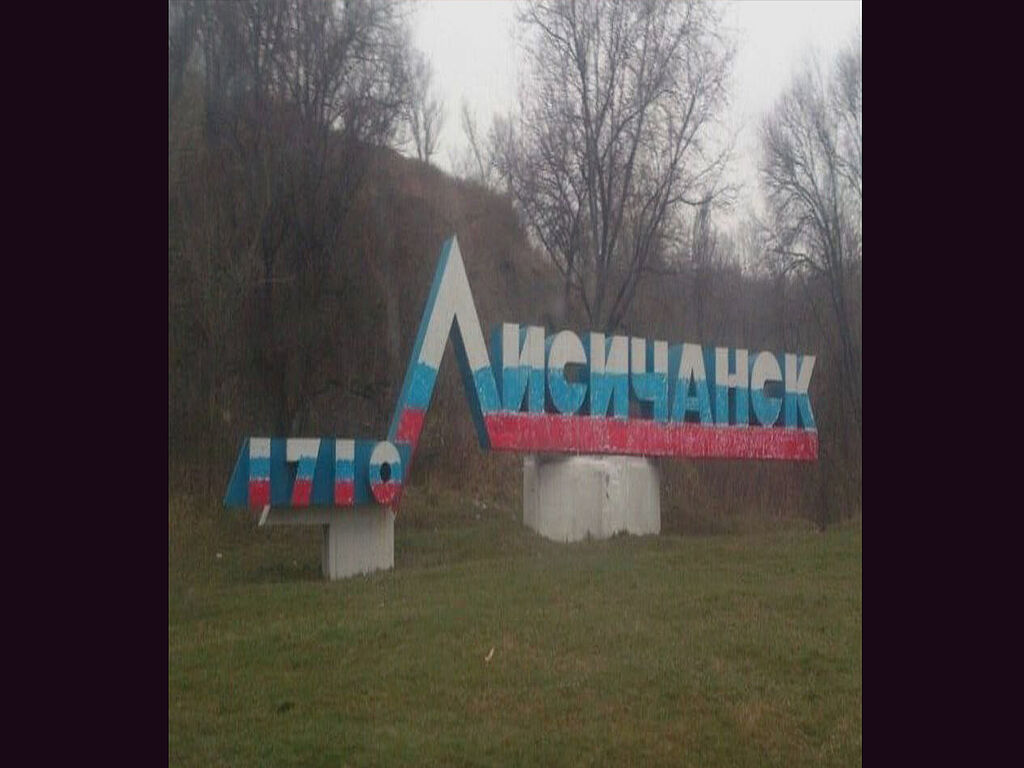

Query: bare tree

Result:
[405,51,445,162]
[170,0,414,434]
[456,100,494,184]
[690,198,717,338]
[493,0,734,332]
[759,29,862,436]
[833,27,862,205]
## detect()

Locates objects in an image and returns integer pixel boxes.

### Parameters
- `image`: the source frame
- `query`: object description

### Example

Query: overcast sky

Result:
[409,0,862,232]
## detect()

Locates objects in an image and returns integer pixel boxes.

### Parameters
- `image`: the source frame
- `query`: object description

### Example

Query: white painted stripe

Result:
[715,347,749,389]
[678,343,707,383]
[502,323,520,370]
[605,335,629,374]
[630,339,669,375]
[630,338,645,375]
[419,237,493,373]
[654,341,668,374]
[590,333,606,374]
[785,354,815,394]
[369,441,401,467]
[548,330,586,371]
[751,352,783,390]
[250,437,271,459]
[286,438,321,463]
[335,439,355,462]
[523,326,545,369]
[504,323,545,369]
[593,333,630,376]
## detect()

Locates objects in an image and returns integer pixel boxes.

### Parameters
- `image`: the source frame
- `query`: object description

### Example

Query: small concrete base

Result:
[523,454,660,542]
[321,508,395,579]
[262,507,394,579]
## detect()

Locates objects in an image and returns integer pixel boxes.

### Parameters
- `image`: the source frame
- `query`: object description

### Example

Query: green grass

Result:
[169,487,861,767]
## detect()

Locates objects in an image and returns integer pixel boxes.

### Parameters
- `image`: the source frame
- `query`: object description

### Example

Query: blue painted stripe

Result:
[631,373,668,421]
[526,367,545,413]
[751,389,783,426]
[309,439,334,504]
[750,352,784,427]
[589,372,629,418]
[783,354,815,429]
[334,458,355,480]
[501,365,525,410]
[707,348,750,426]
[545,333,587,415]
[501,364,545,413]
[295,455,316,480]
[629,340,668,422]
[369,461,404,484]
[784,390,815,429]
[404,362,439,410]
[358,441,411,504]
[670,377,713,423]
[268,439,291,505]
[547,368,586,414]
[495,325,545,413]
[472,366,500,413]
[713,384,750,426]
[223,438,250,506]
[668,345,713,424]
[249,456,270,479]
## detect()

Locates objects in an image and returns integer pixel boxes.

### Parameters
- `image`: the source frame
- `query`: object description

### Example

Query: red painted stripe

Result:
[395,408,425,446]
[334,482,355,506]
[394,407,427,484]
[371,480,403,506]
[484,413,818,460]
[248,479,270,508]
[291,478,312,507]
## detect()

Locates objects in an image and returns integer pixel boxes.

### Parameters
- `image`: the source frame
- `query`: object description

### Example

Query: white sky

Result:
[409,0,862,231]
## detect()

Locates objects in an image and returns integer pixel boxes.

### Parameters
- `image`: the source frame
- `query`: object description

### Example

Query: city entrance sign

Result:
[226,235,817,511]
[224,235,817,576]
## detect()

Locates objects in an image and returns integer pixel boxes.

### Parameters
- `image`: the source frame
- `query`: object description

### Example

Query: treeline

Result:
[169,0,861,530]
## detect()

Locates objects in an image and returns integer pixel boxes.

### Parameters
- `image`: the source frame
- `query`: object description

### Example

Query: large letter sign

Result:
[225,235,817,510]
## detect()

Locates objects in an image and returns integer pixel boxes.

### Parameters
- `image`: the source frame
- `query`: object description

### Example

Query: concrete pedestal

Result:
[522,454,660,542]
[321,508,395,579]
[262,507,395,580]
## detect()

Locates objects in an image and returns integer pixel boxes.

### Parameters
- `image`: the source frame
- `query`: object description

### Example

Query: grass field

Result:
[169,487,861,767]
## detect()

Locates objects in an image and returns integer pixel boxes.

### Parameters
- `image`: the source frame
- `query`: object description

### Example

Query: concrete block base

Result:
[321,508,395,579]
[523,454,660,542]
[258,506,394,579]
